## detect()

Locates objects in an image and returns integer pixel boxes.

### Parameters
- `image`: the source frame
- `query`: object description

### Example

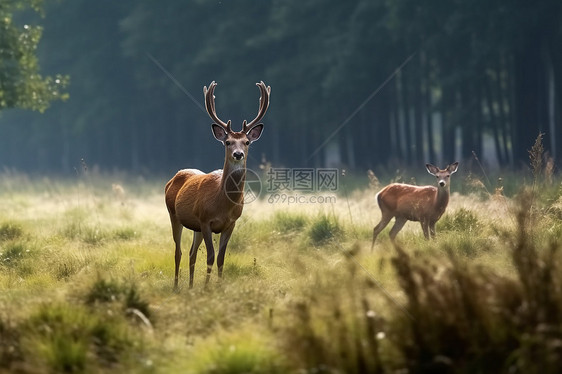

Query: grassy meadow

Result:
[1,160,562,373]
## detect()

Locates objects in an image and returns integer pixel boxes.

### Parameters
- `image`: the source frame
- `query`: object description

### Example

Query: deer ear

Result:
[448,162,459,174]
[211,123,229,143]
[426,163,439,176]
[246,124,264,143]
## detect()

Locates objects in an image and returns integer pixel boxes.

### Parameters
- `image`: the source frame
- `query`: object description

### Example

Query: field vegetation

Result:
[1,152,562,373]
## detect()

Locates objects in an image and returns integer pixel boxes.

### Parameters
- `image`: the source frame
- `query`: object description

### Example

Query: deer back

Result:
[377,183,444,221]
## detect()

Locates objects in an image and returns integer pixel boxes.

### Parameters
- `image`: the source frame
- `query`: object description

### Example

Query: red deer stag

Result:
[371,162,459,248]
[165,81,270,289]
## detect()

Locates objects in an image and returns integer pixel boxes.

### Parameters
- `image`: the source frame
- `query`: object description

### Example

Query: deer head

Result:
[204,81,270,165]
[426,162,459,188]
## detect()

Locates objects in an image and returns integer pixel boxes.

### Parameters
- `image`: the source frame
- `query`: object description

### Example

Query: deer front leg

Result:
[170,217,183,290]
[201,225,215,287]
[188,231,203,288]
[420,220,430,240]
[217,223,236,280]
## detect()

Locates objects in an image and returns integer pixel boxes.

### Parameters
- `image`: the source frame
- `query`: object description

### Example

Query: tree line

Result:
[0,0,561,175]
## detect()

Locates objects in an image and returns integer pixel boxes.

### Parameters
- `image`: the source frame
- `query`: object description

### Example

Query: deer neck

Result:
[434,185,450,213]
[221,159,246,204]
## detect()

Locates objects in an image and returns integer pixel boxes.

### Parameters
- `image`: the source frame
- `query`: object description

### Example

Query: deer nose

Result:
[439,180,446,187]
[233,151,244,160]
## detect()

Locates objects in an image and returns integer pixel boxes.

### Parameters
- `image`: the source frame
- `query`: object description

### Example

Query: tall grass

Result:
[0,164,561,373]
[279,187,562,373]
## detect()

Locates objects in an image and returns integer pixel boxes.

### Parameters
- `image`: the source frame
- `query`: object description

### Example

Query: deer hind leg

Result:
[420,220,430,239]
[429,221,437,239]
[170,217,183,290]
[188,231,203,288]
[217,223,236,280]
[389,217,407,241]
[372,212,393,250]
[201,225,215,287]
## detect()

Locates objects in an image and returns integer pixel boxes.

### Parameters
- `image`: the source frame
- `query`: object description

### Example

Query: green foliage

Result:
[280,262,388,373]
[86,278,151,320]
[23,303,137,372]
[438,208,482,233]
[112,227,137,240]
[86,278,123,304]
[191,330,287,374]
[272,211,308,234]
[1,241,29,266]
[62,222,136,246]
[0,0,68,112]
[0,222,24,242]
[307,213,342,245]
[224,258,261,279]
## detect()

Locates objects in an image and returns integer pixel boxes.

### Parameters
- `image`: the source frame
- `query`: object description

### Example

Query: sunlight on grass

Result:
[0,171,561,372]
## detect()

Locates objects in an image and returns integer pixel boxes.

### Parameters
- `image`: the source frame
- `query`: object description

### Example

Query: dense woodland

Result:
[1,0,561,175]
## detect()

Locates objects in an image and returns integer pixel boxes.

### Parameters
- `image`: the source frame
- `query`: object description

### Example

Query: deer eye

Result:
[225,141,231,146]
[245,140,250,145]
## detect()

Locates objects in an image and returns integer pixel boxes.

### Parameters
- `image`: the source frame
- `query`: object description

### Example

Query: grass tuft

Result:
[307,213,341,245]
[190,328,287,374]
[438,207,482,233]
[0,222,24,242]
[272,211,308,234]
[86,278,123,304]
[22,303,139,372]
[86,277,152,321]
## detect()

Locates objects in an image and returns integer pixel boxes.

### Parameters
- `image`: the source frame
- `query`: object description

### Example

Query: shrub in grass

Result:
[125,286,151,320]
[86,278,151,320]
[273,211,308,234]
[61,222,108,246]
[23,303,138,371]
[191,329,287,374]
[86,278,123,304]
[438,207,481,233]
[55,259,83,280]
[307,214,341,245]
[0,222,23,242]
[224,259,261,279]
[280,258,387,373]
[81,226,106,246]
[1,242,27,264]
[112,227,137,240]
[0,242,35,276]
[0,317,23,371]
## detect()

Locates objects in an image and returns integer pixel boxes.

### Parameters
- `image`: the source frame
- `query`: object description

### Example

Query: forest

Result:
[1,0,561,175]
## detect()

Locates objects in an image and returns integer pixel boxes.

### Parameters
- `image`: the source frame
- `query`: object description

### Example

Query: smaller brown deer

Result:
[371,162,459,248]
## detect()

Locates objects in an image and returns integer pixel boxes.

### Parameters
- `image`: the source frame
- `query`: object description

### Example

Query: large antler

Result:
[242,81,271,133]
[204,81,231,132]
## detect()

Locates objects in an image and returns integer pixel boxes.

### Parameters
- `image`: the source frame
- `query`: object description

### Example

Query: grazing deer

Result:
[165,81,270,289]
[371,162,459,248]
